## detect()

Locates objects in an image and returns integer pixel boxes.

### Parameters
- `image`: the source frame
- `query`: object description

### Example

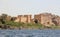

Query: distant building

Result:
[14,15,32,23]
[40,13,55,26]
[34,13,55,26]
[5,13,60,26]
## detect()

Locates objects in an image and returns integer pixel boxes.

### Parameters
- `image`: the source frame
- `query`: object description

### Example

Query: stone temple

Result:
[14,15,32,23]
[8,13,60,26]
[34,13,60,26]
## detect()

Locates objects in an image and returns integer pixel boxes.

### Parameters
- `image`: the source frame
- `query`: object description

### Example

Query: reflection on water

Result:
[0,29,60,37]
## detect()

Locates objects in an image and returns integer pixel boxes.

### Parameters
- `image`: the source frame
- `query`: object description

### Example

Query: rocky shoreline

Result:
[0,24,60,30]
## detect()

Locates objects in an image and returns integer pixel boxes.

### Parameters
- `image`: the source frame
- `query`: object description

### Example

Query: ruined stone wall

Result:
[34,14,41,23]
[20,15,27,23]
[34,13,55,26]
[14,15,32,23]
[27,15,32,23]
[40,14,54,26]
[14,17,20,22]
[52,16,60,26]
[15,13,60,26]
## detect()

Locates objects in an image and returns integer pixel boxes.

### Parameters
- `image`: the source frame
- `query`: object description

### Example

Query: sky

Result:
[0,0,60,17]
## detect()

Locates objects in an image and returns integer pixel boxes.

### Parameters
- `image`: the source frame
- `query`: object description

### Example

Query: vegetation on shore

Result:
[0,14,60,30]
[0,21,44,29]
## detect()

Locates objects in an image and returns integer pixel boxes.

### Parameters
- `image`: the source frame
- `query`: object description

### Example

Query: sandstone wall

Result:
[34,13,55,26]
[14,15,32,23]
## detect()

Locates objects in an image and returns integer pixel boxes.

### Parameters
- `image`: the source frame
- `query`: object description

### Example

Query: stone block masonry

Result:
[14,15,32,23]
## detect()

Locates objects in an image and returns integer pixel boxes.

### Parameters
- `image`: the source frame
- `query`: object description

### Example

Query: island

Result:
[0,13,60,30]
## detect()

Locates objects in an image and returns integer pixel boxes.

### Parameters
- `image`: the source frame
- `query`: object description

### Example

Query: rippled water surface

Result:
[0,29,60,37]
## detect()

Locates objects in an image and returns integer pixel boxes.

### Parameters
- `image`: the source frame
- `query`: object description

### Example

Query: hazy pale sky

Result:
[0,0,60,16]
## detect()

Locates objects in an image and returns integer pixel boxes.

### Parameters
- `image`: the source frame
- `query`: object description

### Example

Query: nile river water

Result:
[0,29,60,37]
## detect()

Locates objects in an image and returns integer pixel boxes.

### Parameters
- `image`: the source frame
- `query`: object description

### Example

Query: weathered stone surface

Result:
[34,13,60,26]
[4,13,60,27]
[14,15,32,23]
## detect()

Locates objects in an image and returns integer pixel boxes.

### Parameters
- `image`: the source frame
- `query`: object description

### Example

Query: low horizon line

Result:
[0,12,59,17]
